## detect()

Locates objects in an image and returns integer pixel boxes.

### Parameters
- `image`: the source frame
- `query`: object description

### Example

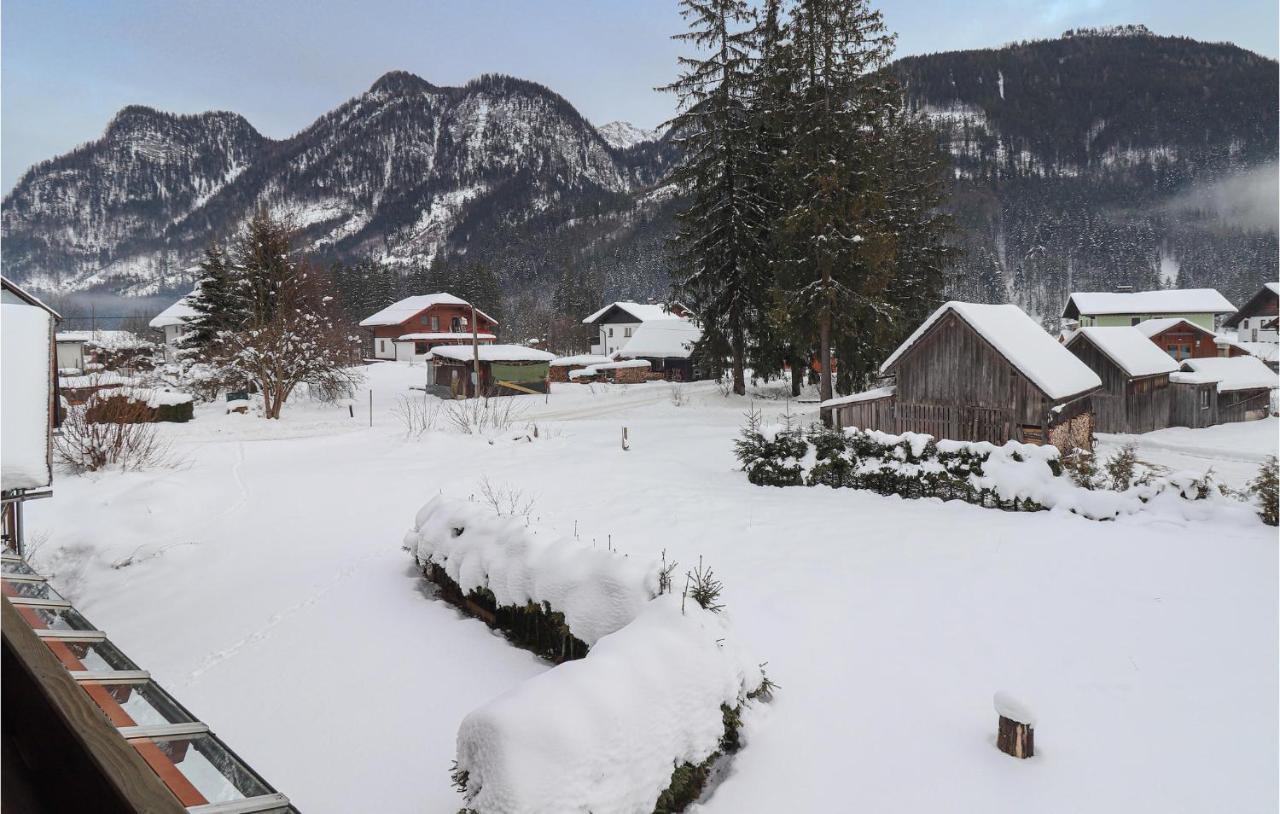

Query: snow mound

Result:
[993,691,1036,726]
[456,595,763,814]
[405,497,659,646]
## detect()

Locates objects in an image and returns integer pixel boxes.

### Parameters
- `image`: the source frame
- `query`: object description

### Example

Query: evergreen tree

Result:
[665,0,770,396]
[182,243,245,355]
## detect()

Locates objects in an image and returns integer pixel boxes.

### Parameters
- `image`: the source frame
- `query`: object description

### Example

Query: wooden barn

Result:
[429,345,555,398]
[823,302,1102,452]
[1179,357,1277,423]
[1064,327,1179,433]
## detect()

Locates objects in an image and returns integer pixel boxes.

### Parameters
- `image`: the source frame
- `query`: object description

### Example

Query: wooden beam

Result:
[1,597,187,813]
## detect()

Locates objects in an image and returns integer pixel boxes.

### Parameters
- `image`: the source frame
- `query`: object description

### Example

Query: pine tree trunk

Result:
[790,357,804,397]
[732,328,746,396]
[818,310,833,403]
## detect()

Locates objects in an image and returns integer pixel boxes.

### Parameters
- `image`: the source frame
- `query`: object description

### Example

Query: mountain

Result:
[894,25,1278,320]
[3,29,1276,324]
[2,72,678,300]
[596,121,662,150]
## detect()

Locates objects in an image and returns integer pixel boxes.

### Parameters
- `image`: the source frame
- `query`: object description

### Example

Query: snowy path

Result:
[26,367,1278,813]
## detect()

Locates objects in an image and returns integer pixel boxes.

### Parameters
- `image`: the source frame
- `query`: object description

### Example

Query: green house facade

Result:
[1063,289,1236,332]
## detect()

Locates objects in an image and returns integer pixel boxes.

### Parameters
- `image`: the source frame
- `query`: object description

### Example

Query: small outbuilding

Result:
[429,345,555,398]
[1178,356,1277,423]
[824,301,1102,453]
[1064,327,1179,433]
[611,319,703,381]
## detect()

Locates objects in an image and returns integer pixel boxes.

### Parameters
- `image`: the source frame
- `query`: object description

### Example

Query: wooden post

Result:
[994,692,1034,759]
[621,426,630,451]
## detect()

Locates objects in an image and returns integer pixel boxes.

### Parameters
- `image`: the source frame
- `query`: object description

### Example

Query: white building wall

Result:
[373,337,396,360]
[598,322,641,356]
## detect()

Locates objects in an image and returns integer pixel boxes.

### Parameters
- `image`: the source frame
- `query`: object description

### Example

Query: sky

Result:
[3,0,1277,191]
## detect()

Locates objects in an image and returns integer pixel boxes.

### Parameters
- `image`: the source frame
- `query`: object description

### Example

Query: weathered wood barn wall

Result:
[1065,337,1172,434]
[1218,387,1272,423]
[1169,380,1218,428]
[827,310,1098,452]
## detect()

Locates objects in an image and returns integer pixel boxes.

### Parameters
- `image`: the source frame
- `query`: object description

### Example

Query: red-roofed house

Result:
[360,294,498,361]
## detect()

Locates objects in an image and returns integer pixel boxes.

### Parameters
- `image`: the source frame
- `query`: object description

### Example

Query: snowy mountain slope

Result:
[2,72,668,296]
[596,121,661,150]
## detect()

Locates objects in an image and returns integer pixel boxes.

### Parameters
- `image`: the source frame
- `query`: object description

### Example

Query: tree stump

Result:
[994,692,1035,759]
[997,715,1034,758]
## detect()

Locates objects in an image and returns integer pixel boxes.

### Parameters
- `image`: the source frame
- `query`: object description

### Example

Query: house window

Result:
[624,326,633,337]
[1130,317,1142,326]
[421,315,430,326]
[1181,345,1191,359]
[451,317,462,332]
[431,316,440,332]
[415,341,430,354]
[1166,345,1177,358]
[1199,389,1210,409]
[608,327,614,337]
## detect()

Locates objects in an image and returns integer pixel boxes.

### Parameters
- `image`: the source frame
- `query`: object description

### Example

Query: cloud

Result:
[1165,163,1279,232]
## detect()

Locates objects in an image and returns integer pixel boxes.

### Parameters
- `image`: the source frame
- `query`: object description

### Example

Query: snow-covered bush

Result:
[742,424,1260,523]
[734,409,808,487]
[391,395,440,439]
[446,397,524,436]
[453,595,765,814]
[405,497,659,648]
[404,497,770,813]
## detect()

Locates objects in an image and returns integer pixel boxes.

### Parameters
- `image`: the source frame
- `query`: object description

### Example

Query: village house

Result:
[1178,356,1277,423]
[148,289,199,362]
[1221,283,1278,344]
[359,294,498,361]
[822,301,1101,453]
[1063,288,1236,331]
[429,344,555,397]
[582,302,689,356]
[1133,317,1224,361]
[610,319,703,381]
[1064,327,1179,433]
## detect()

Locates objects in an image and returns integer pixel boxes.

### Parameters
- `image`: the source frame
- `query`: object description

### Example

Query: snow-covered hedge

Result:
[737,424,1258,523]
[455,595,764,813]
[404,497,770,813]
[405,497,659,647]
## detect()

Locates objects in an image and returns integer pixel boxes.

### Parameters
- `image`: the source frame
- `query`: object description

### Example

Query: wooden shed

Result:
[548,355,610,383]
[1064,327,1179,433]
[1168,371,1219,429]
[1179,357,1277,423]
[430,345,555,398]
[824,302,1102,453]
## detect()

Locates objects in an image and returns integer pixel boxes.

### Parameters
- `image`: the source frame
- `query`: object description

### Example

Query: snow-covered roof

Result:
[612,319,701,359]
[2,304,53,491]
[1133,317,1212,339]
[1169,371,1219,386]
[1180,357,1278,393]
[1066,327,1180,378]
[1234,342,1280,364]
[820,385,896,410]
[149,290,199,328]
[359,294,498,328]
[1267,283,1279,296]
[550,354,612,367]
[1065,288,1236,318]
[55,330,154,349]
[581,301,676,325]
[1,276,61,319]
[881,301,1101,401]
[429,344,554,363]
[395,332,496,342]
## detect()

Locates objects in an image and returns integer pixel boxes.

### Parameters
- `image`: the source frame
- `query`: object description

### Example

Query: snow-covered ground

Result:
[27,363,1279,813]
[1097,417,1279,490]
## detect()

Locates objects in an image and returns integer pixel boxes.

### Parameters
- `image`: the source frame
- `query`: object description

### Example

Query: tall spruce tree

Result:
[768,0,951,399]
[665,0,769,396]
[182,243,246,356]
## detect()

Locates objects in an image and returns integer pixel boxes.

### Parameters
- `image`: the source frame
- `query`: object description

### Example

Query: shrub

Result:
[55,395,173,473]
[1104,443,1139,491]
[1248,456,1278,526]
[1061,447,1101,489]
[733,408,807,487]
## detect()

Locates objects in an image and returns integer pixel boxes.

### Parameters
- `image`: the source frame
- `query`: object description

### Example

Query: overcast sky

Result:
[3,0,1277,191]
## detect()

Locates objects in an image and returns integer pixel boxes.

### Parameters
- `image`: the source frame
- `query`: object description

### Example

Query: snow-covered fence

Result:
[404,497,770,813]
[736,424,1259,523]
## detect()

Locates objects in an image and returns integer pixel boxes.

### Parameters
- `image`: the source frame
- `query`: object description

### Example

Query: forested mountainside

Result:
[896,26,1278,322]
[3,27,1276,327]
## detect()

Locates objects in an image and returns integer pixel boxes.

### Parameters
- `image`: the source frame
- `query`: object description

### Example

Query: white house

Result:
[581,302,689,356]
[149,289,200,362]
